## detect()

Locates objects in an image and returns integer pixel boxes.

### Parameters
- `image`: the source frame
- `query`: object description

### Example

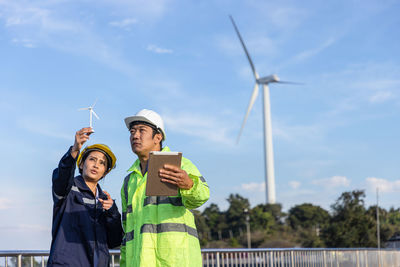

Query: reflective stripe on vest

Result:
[143,196,183,207]
[141,223,198,239]
[71,185,96,205]
[123,173,131,205]
[123,196,183,220]
[199,176,209,187]
[122,173,133,221]
[71,185,79,192]
[122,230,135,246]
[82,198,96,205]
[122,204,132,221]
[53,191,64,200]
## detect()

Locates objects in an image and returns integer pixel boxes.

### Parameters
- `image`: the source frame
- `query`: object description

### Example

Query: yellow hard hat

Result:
[76,144,116,175]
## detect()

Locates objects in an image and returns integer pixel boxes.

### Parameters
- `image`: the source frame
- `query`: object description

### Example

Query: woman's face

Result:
[80,151,108,182]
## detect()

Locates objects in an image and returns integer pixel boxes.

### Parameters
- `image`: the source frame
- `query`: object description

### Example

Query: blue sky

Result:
[1,0,400,249]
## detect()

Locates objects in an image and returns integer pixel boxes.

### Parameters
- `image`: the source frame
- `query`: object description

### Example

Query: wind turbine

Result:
[78,99,100,130]
[231,16,298,204]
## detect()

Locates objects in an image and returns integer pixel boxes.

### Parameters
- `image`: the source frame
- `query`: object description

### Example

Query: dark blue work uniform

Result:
[48,147,123,267]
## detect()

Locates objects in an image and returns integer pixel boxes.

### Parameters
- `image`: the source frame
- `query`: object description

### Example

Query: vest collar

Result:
[127,146,171,173]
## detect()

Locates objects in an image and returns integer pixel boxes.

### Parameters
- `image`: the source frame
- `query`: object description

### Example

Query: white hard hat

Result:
[124,109,166,140]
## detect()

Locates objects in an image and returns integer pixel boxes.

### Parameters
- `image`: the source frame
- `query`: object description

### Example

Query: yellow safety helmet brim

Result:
[76,144,117,175]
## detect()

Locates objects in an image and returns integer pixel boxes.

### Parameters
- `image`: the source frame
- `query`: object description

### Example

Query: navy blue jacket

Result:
[48,147,123,267]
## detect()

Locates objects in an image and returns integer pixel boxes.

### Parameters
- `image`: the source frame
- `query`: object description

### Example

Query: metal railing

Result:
[202,248,400,267]
[1,248,399,267]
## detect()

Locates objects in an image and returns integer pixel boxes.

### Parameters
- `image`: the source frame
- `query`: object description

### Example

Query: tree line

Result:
[194,190,400,248]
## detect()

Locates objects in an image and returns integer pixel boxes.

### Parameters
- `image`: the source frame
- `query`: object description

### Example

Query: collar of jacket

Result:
[75,175,106,199]
[127,146,171,173]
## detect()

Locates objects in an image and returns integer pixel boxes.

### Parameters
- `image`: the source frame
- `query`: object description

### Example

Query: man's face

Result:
[80,151,108,182]
[129,124,161,157]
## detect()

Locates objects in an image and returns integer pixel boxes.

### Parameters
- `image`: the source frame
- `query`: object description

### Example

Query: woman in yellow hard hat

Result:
[48,127,123,267]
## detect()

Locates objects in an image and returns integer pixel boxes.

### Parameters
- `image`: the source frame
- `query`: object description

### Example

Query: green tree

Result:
[193,209,210,246]
[366,205,400,248]
[322,190,376,247]
[225,194,250,235]
[287,203,330,248]
[288,203,330,230]
[202,203,228,240]
[387,207,400,226]
[263,203,286,225]
[250,204,275,232]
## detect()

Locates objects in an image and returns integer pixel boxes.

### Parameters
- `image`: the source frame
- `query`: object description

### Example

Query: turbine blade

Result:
[92,110,100,120]
[237,83,259,143]
[229,15,259,80]
[277,81,304,85]
[78,107,90,111]
[92,98,98,108]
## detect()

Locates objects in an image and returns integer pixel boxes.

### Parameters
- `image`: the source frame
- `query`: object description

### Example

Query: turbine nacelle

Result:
[78,99,100,129]
[257,74,280,84]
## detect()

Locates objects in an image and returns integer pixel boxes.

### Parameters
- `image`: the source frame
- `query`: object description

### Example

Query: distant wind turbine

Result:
[230,15,299,204]
[78,99,100,130]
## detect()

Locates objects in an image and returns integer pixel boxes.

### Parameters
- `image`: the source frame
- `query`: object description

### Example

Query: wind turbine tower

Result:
[231,16,297,204]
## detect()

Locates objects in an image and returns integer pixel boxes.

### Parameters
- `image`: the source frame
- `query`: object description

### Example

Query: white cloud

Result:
[217,34,277,62]
[366,177,400,193]
[109,18,137,29]
[284,37,336,67]
[300,38,335,59]
[0,1,137,76]
[285,159,336,179]
[100,0,171,21]
[244,2,309,31]
[163,112,234,144]
[17,117,71,140]
[289,181,301,189]
[280,188,335,211]
[352,79,400,91]
[11,38,35,48]
[247,36,276,56]
[325,97,359,117]
[147,44,173,54]
[240,182,265,192]
[3,4,50,27]
[317,62,400,117]
[0,198,12,210]
[1,2,77,32]
[273,120,322,143]
[369,91,394,104]
[312,175,350,188]
[266,6,308,30]
[146,80,184,97]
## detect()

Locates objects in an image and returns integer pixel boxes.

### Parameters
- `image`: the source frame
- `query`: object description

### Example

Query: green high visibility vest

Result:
[120,146,210,267]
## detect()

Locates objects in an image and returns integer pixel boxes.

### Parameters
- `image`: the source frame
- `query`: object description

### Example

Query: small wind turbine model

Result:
[230,15,299,204]
[78,99,100,131]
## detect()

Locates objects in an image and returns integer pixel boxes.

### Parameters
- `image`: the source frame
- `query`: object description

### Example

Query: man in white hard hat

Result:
[120,109,210,267]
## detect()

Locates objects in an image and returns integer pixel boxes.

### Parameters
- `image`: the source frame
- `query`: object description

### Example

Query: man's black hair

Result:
[129,121,163,149]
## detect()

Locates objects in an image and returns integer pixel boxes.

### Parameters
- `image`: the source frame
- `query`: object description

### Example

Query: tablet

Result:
[145,151,182,196]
